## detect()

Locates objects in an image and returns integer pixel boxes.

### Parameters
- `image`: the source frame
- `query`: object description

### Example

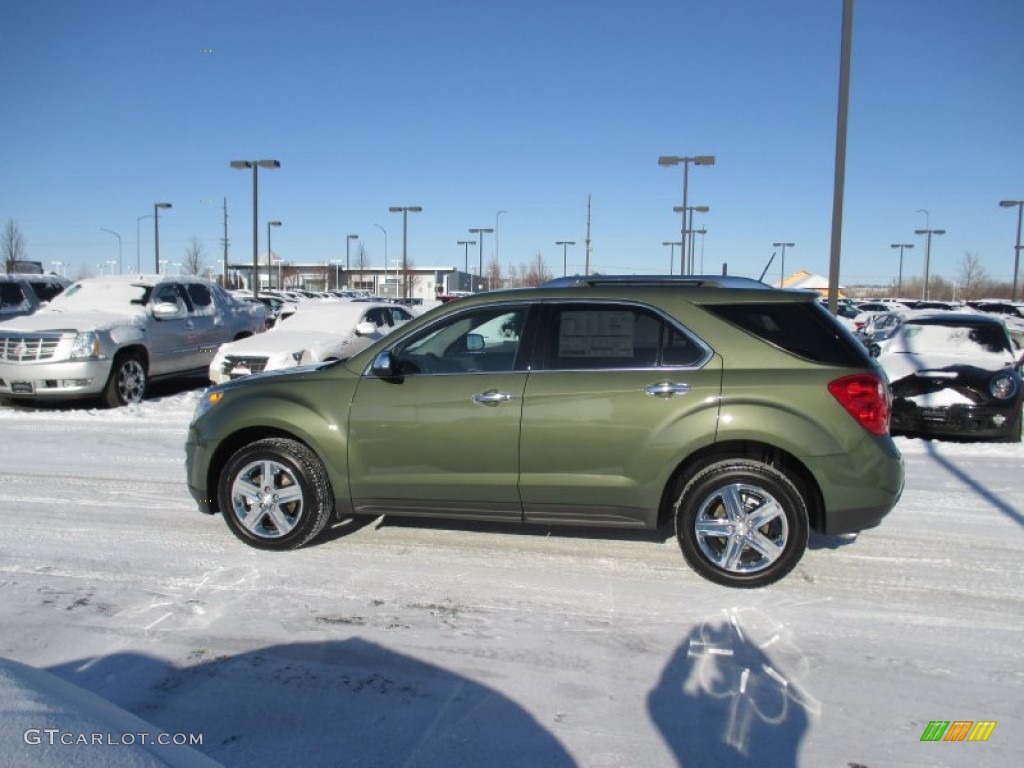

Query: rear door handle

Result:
[473,390,514,406]
[644,381,691,398]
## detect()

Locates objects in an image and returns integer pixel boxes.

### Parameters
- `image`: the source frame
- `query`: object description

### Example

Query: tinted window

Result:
[27,280,65,303]
[0,282,27,308]
[705,301,871,367]
[541,304,705,370]
[186,283,213,309]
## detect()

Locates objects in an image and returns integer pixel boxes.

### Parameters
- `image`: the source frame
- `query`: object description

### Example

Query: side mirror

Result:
[465,333,484,352]
[371,351,397,377]
[152,302,183,320]
[355,320,377,336]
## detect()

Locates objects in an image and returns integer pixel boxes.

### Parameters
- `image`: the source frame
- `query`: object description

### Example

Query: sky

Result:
[3,0,1023,288]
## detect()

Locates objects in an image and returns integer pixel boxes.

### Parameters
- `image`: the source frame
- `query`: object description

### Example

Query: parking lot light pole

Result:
[153,203,172,274]
[914,227,945,301]
[345,234,359,289]
[468,228,494,290]
[267,220,281,289]
[772,242,795,287]
[890,243,914,297]
[389,206,422,299]
[457,240,476,276]
[555,240,576,277]
[673,205,709,273]
[100,228,123,275]
[231,159,281,298]
[999,200,1023,301]
[659,154,715,274]
[662,241,682,274]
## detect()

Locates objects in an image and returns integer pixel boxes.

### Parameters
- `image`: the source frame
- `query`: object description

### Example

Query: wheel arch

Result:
[658,440,825,533]
[203,423,352,520]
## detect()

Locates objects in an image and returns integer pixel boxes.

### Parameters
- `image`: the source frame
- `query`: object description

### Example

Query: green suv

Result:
[186,276,904,587]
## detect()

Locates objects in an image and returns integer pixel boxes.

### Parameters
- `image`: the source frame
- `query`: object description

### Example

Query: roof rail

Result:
[542,274,772,290]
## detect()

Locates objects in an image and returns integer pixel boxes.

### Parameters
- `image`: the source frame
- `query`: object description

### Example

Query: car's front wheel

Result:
[674,460,809,588]
[218,438,333,550]
[101,352,147,407]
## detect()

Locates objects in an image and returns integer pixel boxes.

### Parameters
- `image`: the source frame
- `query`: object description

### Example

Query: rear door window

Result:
[704,301,871,367]
[538,303,707,370]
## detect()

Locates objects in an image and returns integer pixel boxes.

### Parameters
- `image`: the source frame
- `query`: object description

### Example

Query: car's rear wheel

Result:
[674,460,809,588]
[102,352,147,407]
[218,438,333,550]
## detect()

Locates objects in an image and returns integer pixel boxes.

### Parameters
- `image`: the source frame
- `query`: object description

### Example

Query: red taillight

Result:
[828,374,891,436]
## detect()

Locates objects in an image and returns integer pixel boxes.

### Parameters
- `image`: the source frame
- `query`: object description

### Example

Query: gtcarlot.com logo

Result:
[920,720,997,742]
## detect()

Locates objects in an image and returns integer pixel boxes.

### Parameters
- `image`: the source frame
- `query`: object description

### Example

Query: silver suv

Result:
[0,274,267,407]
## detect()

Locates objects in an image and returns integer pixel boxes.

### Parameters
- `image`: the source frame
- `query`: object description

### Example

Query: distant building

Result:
[227,259,482,299]
[778,270,848,299]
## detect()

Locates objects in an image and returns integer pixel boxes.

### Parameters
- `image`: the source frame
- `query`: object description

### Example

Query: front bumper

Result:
[891,402,1018,439]
[0,358,112,399]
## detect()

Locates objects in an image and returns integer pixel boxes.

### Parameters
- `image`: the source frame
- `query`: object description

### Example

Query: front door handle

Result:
[644,381,691,398]
[473,390,514,406]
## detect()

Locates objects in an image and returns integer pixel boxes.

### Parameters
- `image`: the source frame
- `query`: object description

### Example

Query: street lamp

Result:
[914,226,946,301]
[100,228,122,275]
[272,258,284,291]
[389,206,422,299]
[662,241,683,274]
[772,242,795,287]
[231,159,281,297]
[659,154,715,274]
[999,200,1023,301]
[674,205,710,273]
[457,240,476,276]
[468,228,494,289]
[373,223,388,295]
[345,234,359,289]
[555,240,576,277]
[890,243,914,297]
[267,220,282,289]
[153,203,172,273]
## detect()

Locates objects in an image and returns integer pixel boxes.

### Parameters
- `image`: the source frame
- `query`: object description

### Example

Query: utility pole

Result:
[221,197,229,288]
[585,194,592,276]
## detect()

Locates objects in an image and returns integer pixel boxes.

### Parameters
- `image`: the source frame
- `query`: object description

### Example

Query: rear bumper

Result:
[891,402,1018,440]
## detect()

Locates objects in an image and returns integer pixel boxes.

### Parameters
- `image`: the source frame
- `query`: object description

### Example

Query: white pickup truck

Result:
[0,274,267,406]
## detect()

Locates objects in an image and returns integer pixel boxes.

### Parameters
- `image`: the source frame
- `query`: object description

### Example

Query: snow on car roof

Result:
[273,301,392,331]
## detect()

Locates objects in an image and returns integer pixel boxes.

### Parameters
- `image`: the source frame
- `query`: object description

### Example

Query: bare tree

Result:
[485,256,505,291]
[2,218,29,273]
[523,251,553,287]
[183,236,205,276]
[957,252,990,301]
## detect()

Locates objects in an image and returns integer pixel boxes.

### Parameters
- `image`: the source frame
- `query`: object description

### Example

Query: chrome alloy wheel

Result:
[116,359,147,404]
[693,483,789,575]
[229,458,306,539]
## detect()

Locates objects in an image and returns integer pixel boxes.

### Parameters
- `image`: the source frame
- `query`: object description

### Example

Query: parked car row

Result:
[0,275,268,407]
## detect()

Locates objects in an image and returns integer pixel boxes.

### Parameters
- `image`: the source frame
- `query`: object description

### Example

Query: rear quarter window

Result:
[704,301,872,367]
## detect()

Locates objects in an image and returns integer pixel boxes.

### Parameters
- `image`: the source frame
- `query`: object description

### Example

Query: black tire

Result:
[101,352,147,407]
[218,438,333,550]
[674,460,809,588]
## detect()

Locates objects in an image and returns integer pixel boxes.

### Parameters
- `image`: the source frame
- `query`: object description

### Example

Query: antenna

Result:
[758,252,776,282]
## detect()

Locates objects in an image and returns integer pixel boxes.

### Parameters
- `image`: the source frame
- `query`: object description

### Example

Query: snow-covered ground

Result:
[0,389,1021,767]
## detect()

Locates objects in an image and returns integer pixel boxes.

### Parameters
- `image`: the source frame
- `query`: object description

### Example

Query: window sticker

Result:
[558,311,635,357]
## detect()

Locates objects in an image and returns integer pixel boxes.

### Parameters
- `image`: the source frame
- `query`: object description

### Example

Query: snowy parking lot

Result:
[0,388,1021,767]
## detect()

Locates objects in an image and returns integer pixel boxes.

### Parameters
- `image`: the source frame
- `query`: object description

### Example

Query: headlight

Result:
[70,332,100,358]
[192,389,226,422]
[990,372,1019,400]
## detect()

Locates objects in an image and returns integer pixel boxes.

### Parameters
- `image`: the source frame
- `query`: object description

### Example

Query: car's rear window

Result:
[704,300,871,367]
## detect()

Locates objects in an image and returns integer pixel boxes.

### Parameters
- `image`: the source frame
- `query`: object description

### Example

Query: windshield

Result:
[45,281,150,312]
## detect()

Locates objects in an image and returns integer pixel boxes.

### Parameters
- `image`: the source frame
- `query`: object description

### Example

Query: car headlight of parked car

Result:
[989,372,1019,400]
[70,332,100,358]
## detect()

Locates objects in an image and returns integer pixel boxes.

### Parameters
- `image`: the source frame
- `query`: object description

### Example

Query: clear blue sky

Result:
[3,0,1022,288]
